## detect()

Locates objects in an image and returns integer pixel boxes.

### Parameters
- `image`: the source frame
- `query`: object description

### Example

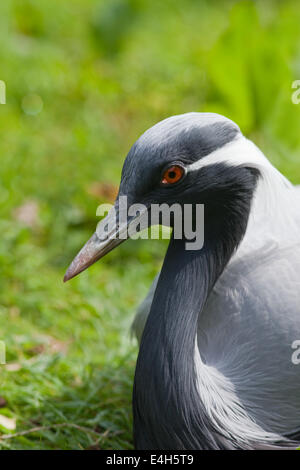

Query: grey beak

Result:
[63,231,125,282]
[63,203,148,282]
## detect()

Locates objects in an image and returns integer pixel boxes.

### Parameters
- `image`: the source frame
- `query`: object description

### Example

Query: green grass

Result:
[1,0,300,449]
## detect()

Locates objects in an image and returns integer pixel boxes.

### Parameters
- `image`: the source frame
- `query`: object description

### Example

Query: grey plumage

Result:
[132,238,300,448]
[65,112,300,450]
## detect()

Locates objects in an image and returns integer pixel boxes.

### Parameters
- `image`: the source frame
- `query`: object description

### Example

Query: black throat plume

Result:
[133,166,259,450]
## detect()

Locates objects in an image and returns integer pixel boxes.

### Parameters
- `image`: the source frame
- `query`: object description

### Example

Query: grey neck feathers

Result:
[133,168,259,450]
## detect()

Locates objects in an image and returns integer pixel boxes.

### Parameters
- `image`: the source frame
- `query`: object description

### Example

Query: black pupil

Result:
[168,170,176,179]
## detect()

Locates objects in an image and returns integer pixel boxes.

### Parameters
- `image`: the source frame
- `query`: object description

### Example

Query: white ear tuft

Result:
[188,135,300,258]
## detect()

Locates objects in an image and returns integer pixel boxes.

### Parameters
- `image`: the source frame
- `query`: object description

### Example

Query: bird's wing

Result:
[199,240,300,437]
[132,236,300,439]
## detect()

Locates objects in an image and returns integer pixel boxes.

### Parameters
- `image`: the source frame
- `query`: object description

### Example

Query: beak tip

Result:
[63,265,77,283]
[63,221,125,285]
[63,270,71,283]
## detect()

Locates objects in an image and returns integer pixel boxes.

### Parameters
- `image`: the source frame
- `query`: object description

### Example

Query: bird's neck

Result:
[133,173,258,449]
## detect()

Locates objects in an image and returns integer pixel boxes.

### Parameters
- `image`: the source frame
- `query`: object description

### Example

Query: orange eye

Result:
[161,165,185,185]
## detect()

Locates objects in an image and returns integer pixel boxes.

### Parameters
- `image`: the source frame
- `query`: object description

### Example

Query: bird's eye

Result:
[161,164,185,185]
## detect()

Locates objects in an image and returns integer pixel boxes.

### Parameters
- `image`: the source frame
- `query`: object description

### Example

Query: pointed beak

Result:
[63,202,148,282]
[63,231,124,282]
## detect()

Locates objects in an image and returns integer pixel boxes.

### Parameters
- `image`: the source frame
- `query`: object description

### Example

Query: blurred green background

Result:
[0,0,300,449]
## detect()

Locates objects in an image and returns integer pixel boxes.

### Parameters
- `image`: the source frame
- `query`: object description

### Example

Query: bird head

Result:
[64,112,262,281]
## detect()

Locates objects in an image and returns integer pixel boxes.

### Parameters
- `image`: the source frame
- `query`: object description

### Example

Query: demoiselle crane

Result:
[64,113,300,449]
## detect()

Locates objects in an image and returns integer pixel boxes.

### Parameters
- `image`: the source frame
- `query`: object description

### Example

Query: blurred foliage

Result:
[0,0,300,449]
